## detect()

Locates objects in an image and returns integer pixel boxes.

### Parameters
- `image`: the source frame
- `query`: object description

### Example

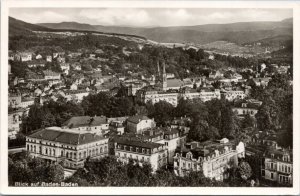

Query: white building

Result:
[174,139,245,181]
[26,127,109,169]
[221,89,246,101]
[114,138,168,171]
[126,115,156,134]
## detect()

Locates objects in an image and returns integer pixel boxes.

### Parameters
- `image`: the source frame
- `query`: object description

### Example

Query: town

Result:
[8,15,293,187]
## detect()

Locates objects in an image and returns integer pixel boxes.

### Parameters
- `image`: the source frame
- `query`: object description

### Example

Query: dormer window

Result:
[271,154,274,158]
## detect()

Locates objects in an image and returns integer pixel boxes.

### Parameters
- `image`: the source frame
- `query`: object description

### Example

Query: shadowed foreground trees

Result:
[65,156,229,187]
[8,151,64,186]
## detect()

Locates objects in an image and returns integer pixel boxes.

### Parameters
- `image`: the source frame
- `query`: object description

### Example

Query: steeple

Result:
[157,61,161,77]
[162,61,167,91]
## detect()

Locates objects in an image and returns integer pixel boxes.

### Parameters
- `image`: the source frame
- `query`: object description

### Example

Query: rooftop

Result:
[62,116,107,128]
[127,115,150,124]
[28,127,106,145]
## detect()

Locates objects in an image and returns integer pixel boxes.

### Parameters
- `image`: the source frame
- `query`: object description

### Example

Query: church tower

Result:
[162,61,167,91]
[155,60,161,84]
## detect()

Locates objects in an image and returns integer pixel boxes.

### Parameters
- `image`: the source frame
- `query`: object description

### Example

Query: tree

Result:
[46,164,64,183]
[241,114,255,129]
[238,161,252,181]
[149,101,174,126]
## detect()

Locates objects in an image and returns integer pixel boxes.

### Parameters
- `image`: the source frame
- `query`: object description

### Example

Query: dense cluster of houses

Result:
[8,47,292,185]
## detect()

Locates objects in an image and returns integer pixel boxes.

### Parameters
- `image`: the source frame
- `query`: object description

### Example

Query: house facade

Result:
[26,127,109,169]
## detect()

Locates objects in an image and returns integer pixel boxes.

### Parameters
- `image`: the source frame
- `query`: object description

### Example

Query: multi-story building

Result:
[199,88,221,102]
[126,115,156,134]
[137,88,179,106]
[173,138,245,181]
[221,89,246,101]
[62,116,109,136]
[261,149,293,186]
[8,108,27,139]
[114,137,168,171]
[140,128,182,163]
[26,127,109,169]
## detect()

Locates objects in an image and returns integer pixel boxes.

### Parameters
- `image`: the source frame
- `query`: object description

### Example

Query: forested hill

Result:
[9,17,51,36]
[38,18,293,45]
[9,17,147,40]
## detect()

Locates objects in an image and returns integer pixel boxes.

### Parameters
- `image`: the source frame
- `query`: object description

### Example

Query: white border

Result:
[1,1,300,195]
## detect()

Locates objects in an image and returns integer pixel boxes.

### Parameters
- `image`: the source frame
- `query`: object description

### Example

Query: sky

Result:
[9,8,292,27]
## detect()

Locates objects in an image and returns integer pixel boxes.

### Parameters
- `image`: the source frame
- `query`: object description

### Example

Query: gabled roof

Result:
[28,128,106,145]
[167,79,183,88]
[127,115,150,124]
[62,116,107,128]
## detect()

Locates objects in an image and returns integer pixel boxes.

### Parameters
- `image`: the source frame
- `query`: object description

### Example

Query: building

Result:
[126,115,156,134]
[27,60,46,68]
[8,94,22,108]
[43,70,61,80]
[221,89,246,101]
[62,116,109,136]
[137,87,179,106]
[26,127,109,169]
[199,88,221,102]
[8,108,27,139]
[114,137,168,171]
[46,55,52,62]
[232,101,259,118]
[35,54,43,60]
[145,128,182,163]
[16,52,32,62]
[20,97,35,108]
[261,149,293,186]
[173,139,245,181]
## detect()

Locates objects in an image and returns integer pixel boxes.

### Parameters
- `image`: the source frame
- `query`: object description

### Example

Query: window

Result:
[261,170,265,177]
[79,152,82,159]
[34,146,36,153]
[45,148,48,155]
[61,150,64,157]
[100,147,103,153]
[124,153,127,158]
[84,151,87,158]
[271,173,274,179]
[66,152,69,158]
[53,149,55,156]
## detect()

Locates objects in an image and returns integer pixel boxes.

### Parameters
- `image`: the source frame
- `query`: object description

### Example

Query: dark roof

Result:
[114,136,163,149]
[28,128,106,145]
[62,116,107,128]
[127,115,150,124]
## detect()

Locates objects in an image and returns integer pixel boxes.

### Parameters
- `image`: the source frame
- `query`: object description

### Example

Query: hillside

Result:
[38,18,293,45]
[9,17,51,36]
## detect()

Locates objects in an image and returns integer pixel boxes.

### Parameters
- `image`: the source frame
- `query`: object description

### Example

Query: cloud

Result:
[79,8,151,26]
[10,10,72,23]
[10,8,292,27]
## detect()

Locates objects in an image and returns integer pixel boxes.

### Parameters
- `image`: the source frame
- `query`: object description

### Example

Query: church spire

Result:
[157,60,161,77]
[162,61,167,91]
